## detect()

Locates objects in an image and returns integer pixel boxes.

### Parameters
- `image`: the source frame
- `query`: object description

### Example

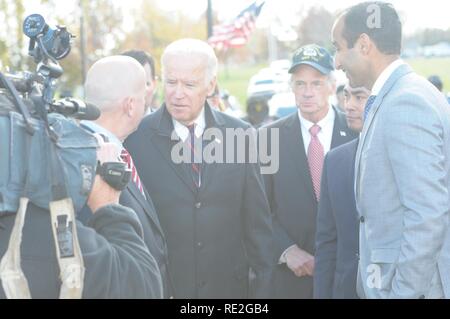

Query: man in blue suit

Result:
[314,84,370,299]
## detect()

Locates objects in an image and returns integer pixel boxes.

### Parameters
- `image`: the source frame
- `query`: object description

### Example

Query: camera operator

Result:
[0,14,163,299]
[0,134,163,298]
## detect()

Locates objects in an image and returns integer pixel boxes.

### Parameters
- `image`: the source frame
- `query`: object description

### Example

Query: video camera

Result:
[1,14,100,121]
[0,14,102,215]
[0,14,129,215]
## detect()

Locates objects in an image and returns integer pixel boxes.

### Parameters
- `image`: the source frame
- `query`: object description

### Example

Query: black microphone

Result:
[51,98,101,120]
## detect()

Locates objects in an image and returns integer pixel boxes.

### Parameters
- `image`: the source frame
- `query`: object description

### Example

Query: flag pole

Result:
[207,0,213,39]
[79,0,87,97]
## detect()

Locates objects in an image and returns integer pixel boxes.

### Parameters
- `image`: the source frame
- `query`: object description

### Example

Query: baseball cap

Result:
[288,44,334,75]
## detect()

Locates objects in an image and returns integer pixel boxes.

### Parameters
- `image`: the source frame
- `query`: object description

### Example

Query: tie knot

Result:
[187,124,196,135]
[309,124,321,137]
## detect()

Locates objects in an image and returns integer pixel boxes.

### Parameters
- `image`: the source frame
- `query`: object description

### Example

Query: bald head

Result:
[85,56,146,112]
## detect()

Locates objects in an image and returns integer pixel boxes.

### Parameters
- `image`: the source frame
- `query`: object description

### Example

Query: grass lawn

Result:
[218,58,450,112]
[218,63,267,111]
[406,57,450,93]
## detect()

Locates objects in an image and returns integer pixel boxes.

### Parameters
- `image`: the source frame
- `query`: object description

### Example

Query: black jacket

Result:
[125,104,277,298]
[0,203,163,298]
[119,182,174,298]
[314,139,359,299]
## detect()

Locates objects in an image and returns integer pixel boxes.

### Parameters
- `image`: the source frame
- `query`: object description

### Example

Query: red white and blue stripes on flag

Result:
[208,1,265,50]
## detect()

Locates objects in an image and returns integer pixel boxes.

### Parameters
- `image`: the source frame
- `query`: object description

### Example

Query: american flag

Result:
[208,1,265,50]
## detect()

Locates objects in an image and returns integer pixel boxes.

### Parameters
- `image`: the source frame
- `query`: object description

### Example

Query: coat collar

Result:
[150,103,227,195]
[354,64,414,205]
[154,103,226,137]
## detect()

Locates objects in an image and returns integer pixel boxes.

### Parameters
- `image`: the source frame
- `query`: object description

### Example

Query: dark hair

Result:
[428,75,443,92]
[121,50,156,80]
[342,1,402,55]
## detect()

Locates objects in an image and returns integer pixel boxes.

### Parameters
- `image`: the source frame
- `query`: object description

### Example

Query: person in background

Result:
[428,75,450,104]
[314,84,370,299]
[335,84,346,112]
[261,44,357,299]
[121,50,159,113]
[207,84,226,111]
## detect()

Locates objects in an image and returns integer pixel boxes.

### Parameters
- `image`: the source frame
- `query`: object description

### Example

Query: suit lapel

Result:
[127,182,165,237]
[283,113,316,203]
[151,106,197,194]
[331,108,354,148]
[354,64,414,202]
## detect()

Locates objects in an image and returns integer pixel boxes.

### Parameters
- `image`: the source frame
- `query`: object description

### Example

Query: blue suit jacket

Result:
[314,138,359,299]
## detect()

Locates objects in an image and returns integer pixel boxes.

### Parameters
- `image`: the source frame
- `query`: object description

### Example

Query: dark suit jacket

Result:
[78,178,173,298]
[119,182,174,298]
[0,203,163,298]
[261,109,357,298]
[125,104,276,298]
[78,124,173,298]
[314,139,359,299]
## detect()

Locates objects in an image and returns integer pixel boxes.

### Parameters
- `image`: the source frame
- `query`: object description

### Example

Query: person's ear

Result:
[357,33,372,56]
[207,76,217,96]
[122,96,134,117]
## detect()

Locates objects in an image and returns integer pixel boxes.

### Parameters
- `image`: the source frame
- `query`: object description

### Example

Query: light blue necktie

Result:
[364,95,377,121]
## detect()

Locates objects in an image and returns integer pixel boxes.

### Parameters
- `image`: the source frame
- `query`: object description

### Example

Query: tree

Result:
[58,0,126,93]
[296,6,334,50]
[116,0,206,77]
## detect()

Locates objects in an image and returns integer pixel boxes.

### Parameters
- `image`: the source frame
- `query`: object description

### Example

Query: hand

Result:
[285,245,315,277]
[86,134,122,213]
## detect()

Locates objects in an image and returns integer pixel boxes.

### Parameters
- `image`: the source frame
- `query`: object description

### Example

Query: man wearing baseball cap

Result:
[260,44,357,298]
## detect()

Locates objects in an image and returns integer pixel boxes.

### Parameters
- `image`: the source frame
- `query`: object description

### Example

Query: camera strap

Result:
[0,197,32,299]
[32,95,85,299]
[45,120,85,299]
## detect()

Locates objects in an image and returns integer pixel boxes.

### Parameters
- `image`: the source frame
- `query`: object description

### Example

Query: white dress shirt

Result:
[279,106,336,263]
[172,107,206,142]
[298,106,336,155]
[371,59,405,95]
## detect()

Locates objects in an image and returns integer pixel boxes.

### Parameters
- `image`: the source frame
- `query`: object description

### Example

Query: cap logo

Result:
[303,47,318,57]
[298,46,325,63]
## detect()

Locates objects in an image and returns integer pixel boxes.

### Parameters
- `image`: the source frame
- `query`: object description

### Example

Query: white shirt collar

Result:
[298,105,335,132]
[371,59,405,95]
[172,107,206,142]
[81,120,123,148]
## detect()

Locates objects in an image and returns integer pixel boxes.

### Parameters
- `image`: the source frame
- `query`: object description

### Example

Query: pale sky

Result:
[155,0,449,35]
[23,0,449,35]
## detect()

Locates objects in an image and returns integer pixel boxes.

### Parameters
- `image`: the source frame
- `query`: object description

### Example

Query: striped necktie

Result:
[307,124,324,201]
[120,148,146,199]
[364,95,377,121]
[187,124,201,189]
